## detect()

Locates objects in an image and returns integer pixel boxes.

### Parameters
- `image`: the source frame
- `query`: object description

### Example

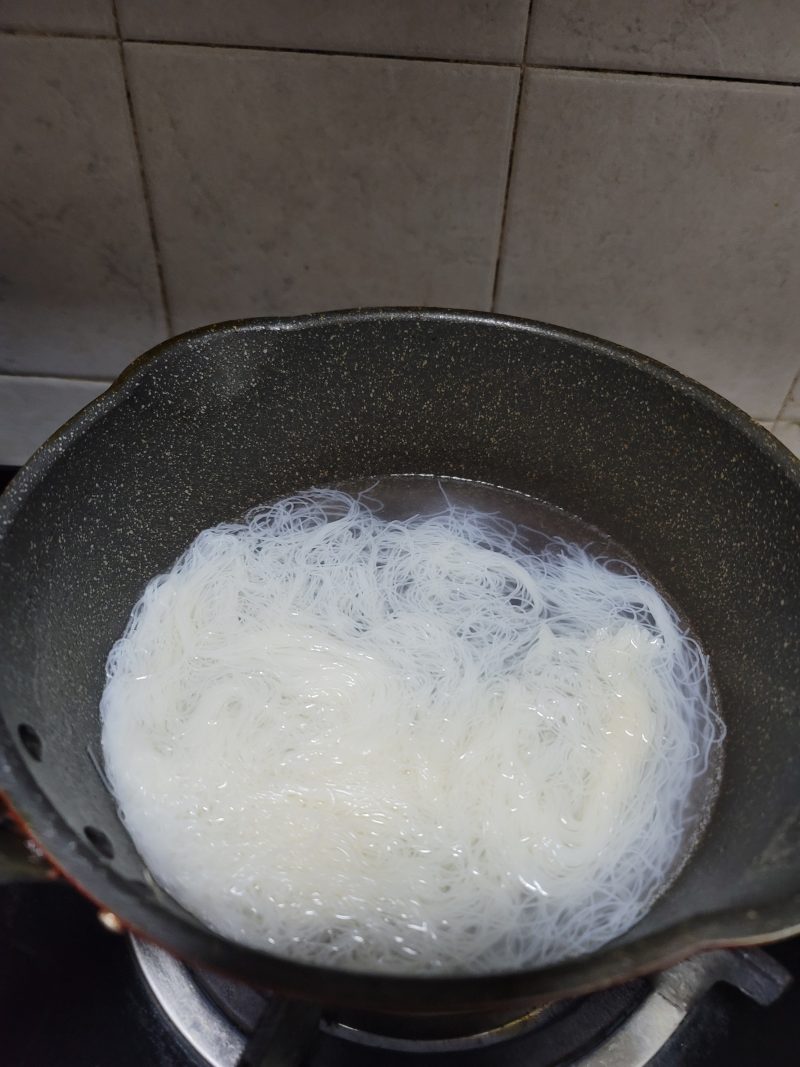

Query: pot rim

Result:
[1,307,799,1011]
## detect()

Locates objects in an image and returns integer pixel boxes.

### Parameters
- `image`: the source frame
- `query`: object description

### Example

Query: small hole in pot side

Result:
[18,723,42,761]
[84,826,115,859]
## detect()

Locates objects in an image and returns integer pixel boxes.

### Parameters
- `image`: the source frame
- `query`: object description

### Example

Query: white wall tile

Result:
[0,36,167,378]
[528,0,800,82]
[118,0,530,62]
[497,70,800,419]
[769,421,800,458]
[126,44,518,332]
[0,0,114,35]
[0,375,108,466]
[776,370,800,421]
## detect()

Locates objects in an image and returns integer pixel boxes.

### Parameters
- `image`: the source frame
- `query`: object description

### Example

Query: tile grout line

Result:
[0,371,113,384]
[489,1,534,312]
[774,367,800,425]
[527,62,800,89]
[122,37,508,69]
[0,27,518,68]
[111,3,174,336]
[2,28,800,87]
[0,28,115,40]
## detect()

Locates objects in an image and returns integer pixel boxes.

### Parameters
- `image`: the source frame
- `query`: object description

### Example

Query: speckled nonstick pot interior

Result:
[1,308,799,1014]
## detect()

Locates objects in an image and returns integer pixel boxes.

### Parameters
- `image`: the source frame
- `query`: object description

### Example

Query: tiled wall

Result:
[2,1,799,464]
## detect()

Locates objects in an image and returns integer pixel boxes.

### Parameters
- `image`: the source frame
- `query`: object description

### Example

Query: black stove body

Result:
[2,881,798,1066]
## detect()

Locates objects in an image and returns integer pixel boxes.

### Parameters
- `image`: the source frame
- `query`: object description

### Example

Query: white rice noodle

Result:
[101,489,724,975]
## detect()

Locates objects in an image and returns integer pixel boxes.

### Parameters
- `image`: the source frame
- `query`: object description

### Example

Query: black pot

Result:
[1,308,799,1016]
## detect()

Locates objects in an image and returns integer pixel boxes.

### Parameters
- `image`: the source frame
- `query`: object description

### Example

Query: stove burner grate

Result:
[131,938,791,1067]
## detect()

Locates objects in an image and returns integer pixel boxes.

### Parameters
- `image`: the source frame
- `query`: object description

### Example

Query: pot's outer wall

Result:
[0,309,799,1010]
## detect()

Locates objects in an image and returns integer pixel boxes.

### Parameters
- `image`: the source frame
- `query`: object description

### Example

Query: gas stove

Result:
[1,466,797,1066]
[2,880,797,1067]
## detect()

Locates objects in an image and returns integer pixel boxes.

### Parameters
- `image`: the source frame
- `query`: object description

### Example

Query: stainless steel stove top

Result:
[132,934,792,1067]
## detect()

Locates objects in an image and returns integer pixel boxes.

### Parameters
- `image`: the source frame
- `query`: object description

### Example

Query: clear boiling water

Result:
[332,473,633,557]
[327,472,724,883]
